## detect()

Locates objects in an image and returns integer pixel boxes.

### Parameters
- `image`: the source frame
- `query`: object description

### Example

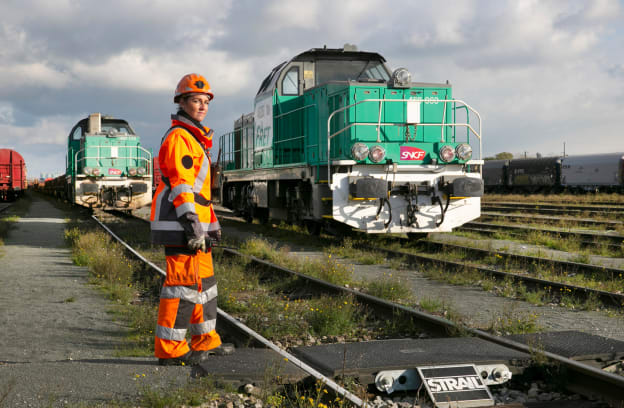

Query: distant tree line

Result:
[484,152,514,160]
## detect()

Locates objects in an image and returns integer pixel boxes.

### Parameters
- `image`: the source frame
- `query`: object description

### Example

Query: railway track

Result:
[89,209,624,406]
[482,203,624,218]
[0,202,13,213]
[415,239,624,282]
[459,221,624,251]
[361,240,624,308]
[480,211,623,230]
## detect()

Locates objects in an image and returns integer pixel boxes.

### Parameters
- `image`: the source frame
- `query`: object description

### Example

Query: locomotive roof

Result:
[291,47,387,63]
[256,47,390,96]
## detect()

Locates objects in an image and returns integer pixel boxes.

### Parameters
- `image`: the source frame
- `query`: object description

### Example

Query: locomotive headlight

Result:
[456,143,473,161]
[137,167,146,175]
[128,168,137,176]
[392,68,412,87]
[351,143,369,161]
[83,167,93,175]
[91,168,101,176]
[369,145,386,163]
[439,145,456,162]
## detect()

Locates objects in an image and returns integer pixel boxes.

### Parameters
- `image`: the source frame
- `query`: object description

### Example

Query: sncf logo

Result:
[400,146,426,161]
[108,168,122,176]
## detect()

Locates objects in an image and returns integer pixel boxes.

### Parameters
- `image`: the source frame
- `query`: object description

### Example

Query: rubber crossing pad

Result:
[196,348,308,383]
[505,331,624,361]
[290,338,530,377]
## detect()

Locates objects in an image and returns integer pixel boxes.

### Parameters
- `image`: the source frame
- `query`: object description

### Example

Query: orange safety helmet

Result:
[174,73,214,103]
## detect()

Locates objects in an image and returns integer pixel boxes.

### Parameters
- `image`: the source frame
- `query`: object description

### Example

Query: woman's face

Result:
[180,93,211,122]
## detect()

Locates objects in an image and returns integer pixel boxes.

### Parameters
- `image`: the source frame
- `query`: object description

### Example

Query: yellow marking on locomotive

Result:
[348,196,377,201]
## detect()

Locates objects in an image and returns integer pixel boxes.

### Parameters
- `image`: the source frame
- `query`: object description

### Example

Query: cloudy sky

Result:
[1,0,622,178]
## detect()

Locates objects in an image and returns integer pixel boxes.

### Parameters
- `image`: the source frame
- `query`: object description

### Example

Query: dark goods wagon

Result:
[507,157,560,192]
[482,159,509,192]
[0,148,27,201]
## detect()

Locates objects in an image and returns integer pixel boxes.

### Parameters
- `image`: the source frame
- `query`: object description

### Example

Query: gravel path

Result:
[0,195,192,407]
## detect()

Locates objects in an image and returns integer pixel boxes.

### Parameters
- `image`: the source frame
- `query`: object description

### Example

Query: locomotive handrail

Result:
[326,98,482,188]
[274,103,316,119]
[73,145,152,175]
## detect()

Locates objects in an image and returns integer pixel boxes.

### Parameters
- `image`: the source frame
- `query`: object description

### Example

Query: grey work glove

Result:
[187,236,206,252]
[178,212,205,252]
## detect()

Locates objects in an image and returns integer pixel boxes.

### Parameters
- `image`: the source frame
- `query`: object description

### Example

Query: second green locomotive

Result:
[219,46,483,234]
[46,113,152,210]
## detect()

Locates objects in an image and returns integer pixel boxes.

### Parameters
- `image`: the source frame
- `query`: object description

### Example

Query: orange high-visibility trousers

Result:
[154,250,222,359]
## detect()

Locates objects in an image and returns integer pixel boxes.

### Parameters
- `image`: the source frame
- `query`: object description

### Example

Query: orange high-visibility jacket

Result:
[150,114,220,246]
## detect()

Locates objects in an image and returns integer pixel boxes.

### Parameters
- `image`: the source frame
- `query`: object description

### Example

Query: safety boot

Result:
[190,343,235,364]
[158,350,192,366]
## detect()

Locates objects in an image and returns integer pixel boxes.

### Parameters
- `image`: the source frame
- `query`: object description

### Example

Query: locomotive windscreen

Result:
[315,59,390,84]
[101,120,134,135]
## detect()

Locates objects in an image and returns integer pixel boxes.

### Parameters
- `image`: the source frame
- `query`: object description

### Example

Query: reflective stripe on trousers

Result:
[154,252,222,359]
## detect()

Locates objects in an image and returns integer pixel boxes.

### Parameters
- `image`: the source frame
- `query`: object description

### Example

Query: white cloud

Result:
[0,116,70,146]
[265,0,320,30]
[0,62,70,90]
[69,48,254,97]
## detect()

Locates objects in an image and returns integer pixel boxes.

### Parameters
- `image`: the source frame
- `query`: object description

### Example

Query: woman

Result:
[150,73,231,365]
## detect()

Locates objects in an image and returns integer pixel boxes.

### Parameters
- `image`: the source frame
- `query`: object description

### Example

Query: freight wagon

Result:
[0,148,27,201]
[482,153,624,192]
[218,45,483,235]
[561,153,624,192]
[45,113,152,210]
[507,157,561,192]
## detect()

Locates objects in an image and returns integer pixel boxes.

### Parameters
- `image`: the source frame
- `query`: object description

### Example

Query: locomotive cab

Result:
[220,46,483,233]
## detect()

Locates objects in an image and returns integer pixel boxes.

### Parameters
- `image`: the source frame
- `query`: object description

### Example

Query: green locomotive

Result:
[47,113,152,210]
[219,45,483,233]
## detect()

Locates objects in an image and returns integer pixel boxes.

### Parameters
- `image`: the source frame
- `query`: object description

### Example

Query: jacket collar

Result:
[170,113,213,149]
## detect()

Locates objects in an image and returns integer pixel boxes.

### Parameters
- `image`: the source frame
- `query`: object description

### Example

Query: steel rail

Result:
[91,214,370,408]
[462,221,624,245]
[459,225,623,252]
[480,211,624,229]
[482,204,624,219]
[0,203,13,213]
[413,239,624,282]
[482,202,624,213]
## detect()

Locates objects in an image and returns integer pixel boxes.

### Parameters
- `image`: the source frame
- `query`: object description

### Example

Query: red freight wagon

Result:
[0,148,27,201]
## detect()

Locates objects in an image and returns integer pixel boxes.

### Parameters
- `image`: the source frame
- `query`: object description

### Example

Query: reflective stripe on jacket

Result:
[150,114,220,246]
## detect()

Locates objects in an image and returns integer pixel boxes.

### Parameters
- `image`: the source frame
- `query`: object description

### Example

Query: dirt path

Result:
[0,194,191,407]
